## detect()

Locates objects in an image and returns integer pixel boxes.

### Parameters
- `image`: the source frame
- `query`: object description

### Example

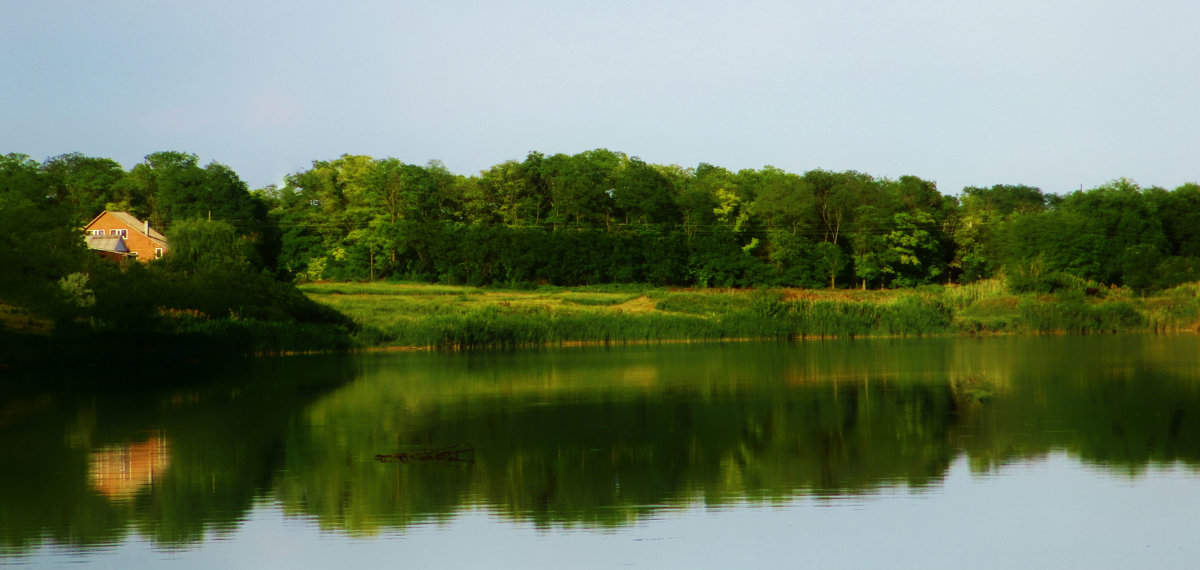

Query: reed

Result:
[386,306,717,348]
[1016,297,1145,334]
[653,291,751,316]
[159,317,356,354]
[941,279,1009,309]
[1,317,353,369]
[1129,282,1200,332]
[296,281,1200,350]
[771,295,952,339]
[301,282,485,297]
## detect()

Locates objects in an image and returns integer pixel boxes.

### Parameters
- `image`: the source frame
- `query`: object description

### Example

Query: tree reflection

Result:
[0,355,358,553]
[3,336,1200,551]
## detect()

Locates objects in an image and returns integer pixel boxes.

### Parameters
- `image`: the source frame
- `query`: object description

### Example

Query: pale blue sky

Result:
[3,0,1197,195]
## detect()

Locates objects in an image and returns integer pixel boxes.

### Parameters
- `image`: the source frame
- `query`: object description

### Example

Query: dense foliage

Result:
[0,152,353,360]
[2,147,1198,354]
[264,151,1198,292]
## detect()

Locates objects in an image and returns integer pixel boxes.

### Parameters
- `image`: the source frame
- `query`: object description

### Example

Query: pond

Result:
[3,334,1200,568]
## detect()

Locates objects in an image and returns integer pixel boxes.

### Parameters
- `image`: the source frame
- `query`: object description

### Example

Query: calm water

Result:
[3,335,1200,568]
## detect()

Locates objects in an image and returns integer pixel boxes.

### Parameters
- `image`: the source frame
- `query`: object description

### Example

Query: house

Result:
[83,211,169,262]
[85,234,131,262]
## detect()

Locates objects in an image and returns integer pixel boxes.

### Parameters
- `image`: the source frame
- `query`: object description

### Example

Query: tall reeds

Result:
[385,306,717,348]
[297,281,1200,350]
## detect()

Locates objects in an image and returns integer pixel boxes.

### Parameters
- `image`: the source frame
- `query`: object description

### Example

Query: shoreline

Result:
[301,280,1200,351]
[4,280,1196,369]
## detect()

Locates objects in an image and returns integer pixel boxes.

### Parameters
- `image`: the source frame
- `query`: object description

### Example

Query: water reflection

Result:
[2,335,1200,555]
[0,354,360,554]
[88,433,171,501]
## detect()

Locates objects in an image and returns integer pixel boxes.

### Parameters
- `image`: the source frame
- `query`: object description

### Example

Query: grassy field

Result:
[299,280,1200,349]
[0,303,53,335]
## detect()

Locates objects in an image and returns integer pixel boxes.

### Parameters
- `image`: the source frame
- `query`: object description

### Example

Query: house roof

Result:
[108,211,168,241]
[86,235,130,253]
[83,211,169,247]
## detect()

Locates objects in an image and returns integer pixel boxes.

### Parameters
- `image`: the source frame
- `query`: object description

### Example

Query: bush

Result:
[1016,297,1145,333]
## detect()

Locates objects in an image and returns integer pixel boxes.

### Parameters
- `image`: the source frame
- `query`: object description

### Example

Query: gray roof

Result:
[86,235,130,253]
[108,211,168,242]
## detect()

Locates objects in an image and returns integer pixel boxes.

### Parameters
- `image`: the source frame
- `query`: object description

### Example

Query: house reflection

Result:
[88,433,171,500]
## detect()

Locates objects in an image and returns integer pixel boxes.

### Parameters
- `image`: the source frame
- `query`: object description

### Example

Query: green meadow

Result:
[300,279,1200,349]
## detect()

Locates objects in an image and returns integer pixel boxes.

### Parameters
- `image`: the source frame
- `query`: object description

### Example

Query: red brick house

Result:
[83,211,169,262]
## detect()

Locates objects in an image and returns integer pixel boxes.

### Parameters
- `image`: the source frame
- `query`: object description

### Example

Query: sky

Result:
[3,0,1198,196]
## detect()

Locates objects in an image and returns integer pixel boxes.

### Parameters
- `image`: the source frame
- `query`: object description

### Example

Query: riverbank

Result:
[0,317,356,375]
[301,280,1200,349]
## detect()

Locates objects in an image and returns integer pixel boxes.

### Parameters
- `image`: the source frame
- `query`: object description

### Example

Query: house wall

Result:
[83,212,168,262]
[95,250,128,262]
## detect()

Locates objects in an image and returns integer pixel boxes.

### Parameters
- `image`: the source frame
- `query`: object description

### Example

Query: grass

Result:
[0,302,54,335]
[298,278,1200,350]
[13,279,1191,357]
[291,281,1017,349]
[1141,282,1200,332]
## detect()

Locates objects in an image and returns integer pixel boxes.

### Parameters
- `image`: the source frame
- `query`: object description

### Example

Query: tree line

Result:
[4,149,1200,299]
[1,152,352,356]
[270,150,1200,292]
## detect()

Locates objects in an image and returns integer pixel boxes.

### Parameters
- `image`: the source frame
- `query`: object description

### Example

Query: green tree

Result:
[124,151,205,227]
[675,163,728,240]
[1057,178,1166,285]
[41,153,126,223]
[0,154,87,307]
[1002,179,1166,287]
[814,241,845,288]
[612,157,680,227]
[1157,183,1200,257]
[749,166,813,236]
[545,149,621,229]
[884,211,945,287]
[163,219,250,274]
[848,204,892,289]
[952,184,1047,282]
[471,160,527,225]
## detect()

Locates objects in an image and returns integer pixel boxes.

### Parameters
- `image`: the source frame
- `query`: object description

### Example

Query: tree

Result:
[815,241,845,289]
[472,160,527,225]
[999,208,1103,284]
[545,149,621,229]
[612,157,679,227]
[848,204,892,289]
[163,219,250,274]
[200,162,260,229]
[675,163,727,240]
[952,184,1047,282]
[884,211,945,287]
[126,151,205,226]
[0,154,88,306]
[1157,183,1200,257]
[804,169,875,245]
[41,153,126,223]
[1026,179,1168,285]
[281,154,376,279]
[749,166,813,235]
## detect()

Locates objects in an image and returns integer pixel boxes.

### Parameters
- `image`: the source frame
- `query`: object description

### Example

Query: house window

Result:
[155,248,164,259]
[128,252,138,259]
[91,230,104,236]
[109,229,127,238]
